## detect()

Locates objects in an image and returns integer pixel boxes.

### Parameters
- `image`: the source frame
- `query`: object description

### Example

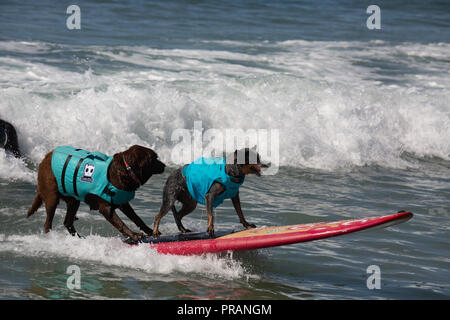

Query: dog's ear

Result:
[233,149,238,164]
[233,147,269,168]
[233,147,259,165]
[137,146,156,184]
[233,148,247,165]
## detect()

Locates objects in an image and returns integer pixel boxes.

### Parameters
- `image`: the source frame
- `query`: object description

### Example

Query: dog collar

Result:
[123,156,141,186]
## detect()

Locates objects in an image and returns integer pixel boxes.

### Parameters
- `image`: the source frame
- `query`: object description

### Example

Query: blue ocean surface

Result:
[0,0,449,299]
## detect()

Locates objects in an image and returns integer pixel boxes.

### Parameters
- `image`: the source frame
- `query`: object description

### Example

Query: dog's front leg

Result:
[204,183,225,237]
[99,203,144,241]
[119,202,153,235]
[231,193,256,229]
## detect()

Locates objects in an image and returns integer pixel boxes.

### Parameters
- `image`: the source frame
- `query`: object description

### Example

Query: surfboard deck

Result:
[128,211,412,255]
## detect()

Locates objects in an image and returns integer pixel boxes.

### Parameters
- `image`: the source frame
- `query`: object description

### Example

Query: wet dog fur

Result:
[0,119,22,158]
[152,148,268,237]
[27,145,165,241]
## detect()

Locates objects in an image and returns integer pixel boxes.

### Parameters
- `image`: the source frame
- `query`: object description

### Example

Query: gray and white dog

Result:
[152,148,268,237]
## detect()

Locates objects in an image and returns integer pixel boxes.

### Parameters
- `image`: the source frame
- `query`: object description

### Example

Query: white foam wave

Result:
[0,150,36,183]
[0,40,449,180]
[0,231,252,280]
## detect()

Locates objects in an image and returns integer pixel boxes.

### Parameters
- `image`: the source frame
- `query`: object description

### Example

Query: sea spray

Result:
[0,40,449,182]
[0,231,255,280]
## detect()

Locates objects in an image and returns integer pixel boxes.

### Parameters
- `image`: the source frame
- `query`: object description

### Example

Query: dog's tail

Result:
[27,191,43,218]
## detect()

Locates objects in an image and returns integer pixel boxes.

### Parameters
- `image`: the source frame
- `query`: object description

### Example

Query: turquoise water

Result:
[0,0,449,299]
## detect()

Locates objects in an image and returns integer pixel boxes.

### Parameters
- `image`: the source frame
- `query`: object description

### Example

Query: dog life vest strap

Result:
[61,155,73,194]
[102,186,116,207]
[72,157,85,197]
[60,154,85,197]
[123,156,141,186]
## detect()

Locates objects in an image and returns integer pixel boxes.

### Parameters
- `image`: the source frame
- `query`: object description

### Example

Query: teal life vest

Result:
[182,157,244,208]
[51,146,135,205]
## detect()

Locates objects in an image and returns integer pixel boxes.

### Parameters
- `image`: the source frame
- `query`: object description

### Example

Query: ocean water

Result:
[0,0,449,299]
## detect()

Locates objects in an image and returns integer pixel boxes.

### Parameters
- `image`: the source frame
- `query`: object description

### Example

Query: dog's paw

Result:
[151,230,161,237]
[123,237,139,245]
[131,232,146,241]
[207,226,215,237]
[242,222,256,230]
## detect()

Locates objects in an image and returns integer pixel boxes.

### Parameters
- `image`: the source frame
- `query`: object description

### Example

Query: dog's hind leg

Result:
[63,198,81,237]
[172,200,197,233]
[171,206,186,232]
[152,198,175,237]
[27,191,43,218]
[43,195,59,233]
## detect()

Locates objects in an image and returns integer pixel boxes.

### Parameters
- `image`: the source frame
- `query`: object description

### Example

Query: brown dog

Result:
[27,145,165,241]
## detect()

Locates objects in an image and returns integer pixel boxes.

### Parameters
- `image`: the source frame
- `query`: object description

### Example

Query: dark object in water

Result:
[0,119,22,158]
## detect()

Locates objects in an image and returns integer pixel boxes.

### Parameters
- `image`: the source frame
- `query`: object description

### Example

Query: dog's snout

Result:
[155,160,166,173]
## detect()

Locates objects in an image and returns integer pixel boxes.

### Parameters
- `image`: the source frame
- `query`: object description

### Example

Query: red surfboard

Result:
[134,211,412,255]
